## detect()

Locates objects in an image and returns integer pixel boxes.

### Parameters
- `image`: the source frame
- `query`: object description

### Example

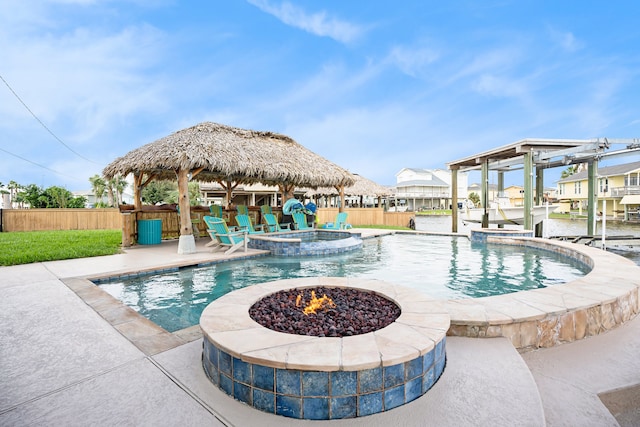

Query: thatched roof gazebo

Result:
[103,122,355,253]
[306,174,392,207]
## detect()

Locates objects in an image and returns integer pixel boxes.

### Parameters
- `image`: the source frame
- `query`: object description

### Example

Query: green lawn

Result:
[0,229,122,266]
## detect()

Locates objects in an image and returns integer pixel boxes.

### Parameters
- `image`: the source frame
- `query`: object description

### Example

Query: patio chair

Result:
[236,205,249,215]
[235,214,265,234]
[292,212,314,230]
[203,216,247,255]
[209,204,224,218]
[260,205,273,215]
[322,212,352,230]
[262,213,291,232]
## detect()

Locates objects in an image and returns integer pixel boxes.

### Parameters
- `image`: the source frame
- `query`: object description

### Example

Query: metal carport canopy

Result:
[445,138,609,234]
[446,138,603,171]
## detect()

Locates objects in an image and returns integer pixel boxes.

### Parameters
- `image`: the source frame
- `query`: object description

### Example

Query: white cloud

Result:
[449,47,523,83]
[548,27,582,52]
[0,12,168,142]
[471,74,527,98]
[386,44,440,77]
[0,1,172,189]
[247,0,364,44]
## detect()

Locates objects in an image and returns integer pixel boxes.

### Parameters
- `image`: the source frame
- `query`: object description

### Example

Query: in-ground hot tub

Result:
[248,230,363,256]
[200,277,449,420]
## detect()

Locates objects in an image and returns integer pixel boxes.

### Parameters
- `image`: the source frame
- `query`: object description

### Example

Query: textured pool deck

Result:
[1,229,639,426]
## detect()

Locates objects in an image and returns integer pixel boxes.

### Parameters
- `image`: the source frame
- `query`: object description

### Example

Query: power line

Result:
[0,146,84,182]
[0,73,99,164]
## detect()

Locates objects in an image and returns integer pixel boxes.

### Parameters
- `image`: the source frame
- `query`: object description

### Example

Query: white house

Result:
[393,168,468,211]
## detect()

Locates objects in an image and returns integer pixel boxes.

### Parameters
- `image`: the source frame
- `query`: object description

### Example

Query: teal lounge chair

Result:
[203,216,247,254]
[209,204,223,218]
[262,213,291,232]
[260,205,273,215]
[235,214,265,234]
[322,212,352,230]
[292,212,313,230]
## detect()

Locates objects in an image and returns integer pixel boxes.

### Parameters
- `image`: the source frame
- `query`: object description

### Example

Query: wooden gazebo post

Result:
[177,169,196,254]
[280,183,295,202]
[337,185,346,213]
[133,172,143,210]
[219,179,239,209]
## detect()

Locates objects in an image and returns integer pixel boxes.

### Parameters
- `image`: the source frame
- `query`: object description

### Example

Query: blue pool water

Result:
[98,234,591,332]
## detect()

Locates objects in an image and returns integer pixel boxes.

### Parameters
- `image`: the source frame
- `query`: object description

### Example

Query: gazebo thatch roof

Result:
[103,121,356,254]
[103,121,355,188]
[305,174,392,197]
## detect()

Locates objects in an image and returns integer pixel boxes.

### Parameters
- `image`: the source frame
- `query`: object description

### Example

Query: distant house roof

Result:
[468,183,498,191]
[396,176,449,188]
[396,167,447,175]
[557,160,640,183]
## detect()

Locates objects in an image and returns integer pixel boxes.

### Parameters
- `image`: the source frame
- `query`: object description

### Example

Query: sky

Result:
[1,1,639,193]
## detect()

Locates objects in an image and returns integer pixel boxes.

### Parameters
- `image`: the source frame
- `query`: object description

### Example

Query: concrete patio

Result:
[1,235,639,426]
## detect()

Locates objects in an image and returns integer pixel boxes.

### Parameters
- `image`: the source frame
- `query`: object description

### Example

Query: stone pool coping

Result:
[445,236,640,350]
[200,277,450,371]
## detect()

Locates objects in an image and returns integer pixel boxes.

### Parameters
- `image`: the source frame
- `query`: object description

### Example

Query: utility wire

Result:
[0,146,83,182]
[0,73,99,164]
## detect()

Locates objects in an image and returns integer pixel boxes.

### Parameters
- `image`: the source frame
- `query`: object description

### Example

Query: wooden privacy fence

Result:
[316,208,414,228]
[1,208,121,232]
[1,207,416,241]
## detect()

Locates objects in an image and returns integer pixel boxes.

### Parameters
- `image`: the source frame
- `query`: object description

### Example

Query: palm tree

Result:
[560,165,578,179]
[7,181,21,208]
[115,175,128,205]
[104,175,128,206]
[105,180,115,207]
[89,175,106,207]
[0,182,7,207]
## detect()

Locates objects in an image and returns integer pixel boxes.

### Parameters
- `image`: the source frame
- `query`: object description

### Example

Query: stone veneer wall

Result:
[447,236,640,351]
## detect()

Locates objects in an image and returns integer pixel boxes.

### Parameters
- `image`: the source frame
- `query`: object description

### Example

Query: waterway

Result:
[415,215,640,265]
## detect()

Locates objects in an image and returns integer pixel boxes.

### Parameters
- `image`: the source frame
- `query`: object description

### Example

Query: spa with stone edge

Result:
[200,277,449,420]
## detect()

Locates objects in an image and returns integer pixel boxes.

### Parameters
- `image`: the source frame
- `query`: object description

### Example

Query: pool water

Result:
[98,234,591,332]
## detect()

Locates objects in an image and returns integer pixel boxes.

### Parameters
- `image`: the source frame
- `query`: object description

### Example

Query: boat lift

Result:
[447,138,640,237]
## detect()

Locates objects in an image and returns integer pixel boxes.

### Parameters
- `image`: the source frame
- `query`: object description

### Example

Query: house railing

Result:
[609,186,640,197]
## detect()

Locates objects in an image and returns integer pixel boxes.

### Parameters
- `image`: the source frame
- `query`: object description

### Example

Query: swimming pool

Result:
[97,234,591,332]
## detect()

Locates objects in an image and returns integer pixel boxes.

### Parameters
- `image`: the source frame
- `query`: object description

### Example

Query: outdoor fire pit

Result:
[200,277,449,420]
[249,286,401,337]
